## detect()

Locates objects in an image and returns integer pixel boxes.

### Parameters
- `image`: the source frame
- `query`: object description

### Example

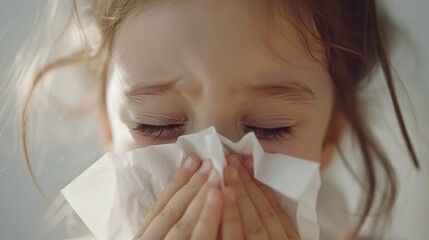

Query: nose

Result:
[193,114,243,142]
[191,97,243,142]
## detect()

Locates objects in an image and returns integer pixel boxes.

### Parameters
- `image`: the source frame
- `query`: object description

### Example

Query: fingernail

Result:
[208,169,219,185]
[229,155,241,166]
[183,156,195,170]
[200,160,212,174]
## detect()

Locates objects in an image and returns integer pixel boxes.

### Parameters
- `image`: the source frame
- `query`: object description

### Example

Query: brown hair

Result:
[19,0,419,238]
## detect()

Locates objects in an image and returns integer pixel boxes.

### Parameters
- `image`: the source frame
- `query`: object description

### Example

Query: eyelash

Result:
[241,125,295,141]
[133,123,295,141]
[133,124,186,140]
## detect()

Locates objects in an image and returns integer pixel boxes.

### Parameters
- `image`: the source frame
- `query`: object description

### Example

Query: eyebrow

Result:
[123,80,316,106]
[244,82,316,106]
[123,80,179,98]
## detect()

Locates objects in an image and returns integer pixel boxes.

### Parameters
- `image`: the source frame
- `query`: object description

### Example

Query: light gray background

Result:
[0,1,50,240]
[1,1,428,239]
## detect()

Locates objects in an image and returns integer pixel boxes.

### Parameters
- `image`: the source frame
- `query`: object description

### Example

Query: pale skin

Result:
[103,0,343,239]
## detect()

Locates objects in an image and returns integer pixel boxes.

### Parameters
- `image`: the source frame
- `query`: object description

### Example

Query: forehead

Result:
[110,0,328,92]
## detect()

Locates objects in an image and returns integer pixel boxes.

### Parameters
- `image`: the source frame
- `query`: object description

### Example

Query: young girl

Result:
[16,0,421,239]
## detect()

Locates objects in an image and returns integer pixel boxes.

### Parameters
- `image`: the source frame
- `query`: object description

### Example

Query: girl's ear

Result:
[320,108,348,170]
[97,105,114,152]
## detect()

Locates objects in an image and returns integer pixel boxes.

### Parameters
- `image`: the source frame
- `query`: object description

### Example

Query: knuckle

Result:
[171,173,187,186]
[160,206,176,219]
[246,221,265,235]
[272,201,284,214]
[262,206,278,219]
[242,176,254,188]
[225,209,241,222]
[175,218,191,232]
[185,179,201,192]
[152,200,166,213]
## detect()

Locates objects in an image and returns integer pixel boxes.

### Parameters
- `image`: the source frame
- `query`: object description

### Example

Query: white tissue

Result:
[61,126,321,240]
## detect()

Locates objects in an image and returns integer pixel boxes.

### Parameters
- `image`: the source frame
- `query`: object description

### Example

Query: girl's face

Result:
[106,0,334,164]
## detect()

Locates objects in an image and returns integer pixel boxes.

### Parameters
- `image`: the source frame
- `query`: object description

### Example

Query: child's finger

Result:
[190,188,223,240]
[256,181,300,240]
[228,155,288,239]
[243,156,300,240]
[165,169,221,240]
[224,164,270,240]
[136,155,201,238]
[222,187,244,240]
[228,155,287,239]
[138,158,212,240]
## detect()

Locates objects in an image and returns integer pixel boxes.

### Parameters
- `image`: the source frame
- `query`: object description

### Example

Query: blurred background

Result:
[0,1,50,239]
[0,0,428,239]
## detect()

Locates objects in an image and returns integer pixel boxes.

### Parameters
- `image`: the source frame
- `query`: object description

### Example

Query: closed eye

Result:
[133,124,185,140]
[133,123,295,141]
[242,125,295,141]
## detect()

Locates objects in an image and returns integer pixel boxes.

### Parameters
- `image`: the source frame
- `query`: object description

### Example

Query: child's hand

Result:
[222,155,301,240]
[134,154,299,240]
[135,156,222,240]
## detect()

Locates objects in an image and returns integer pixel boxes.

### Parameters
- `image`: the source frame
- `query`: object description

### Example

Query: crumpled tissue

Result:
[61,126,321,240]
